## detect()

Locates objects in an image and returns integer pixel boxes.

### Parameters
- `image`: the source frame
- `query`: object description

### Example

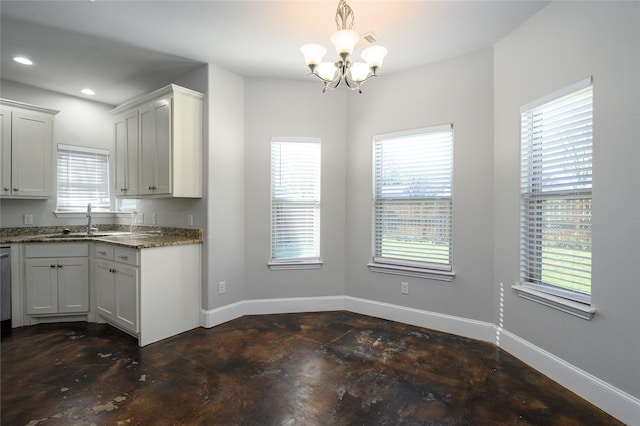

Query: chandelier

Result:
[300,0,388,93]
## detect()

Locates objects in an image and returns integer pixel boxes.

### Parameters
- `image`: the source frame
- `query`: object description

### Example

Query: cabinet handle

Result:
[120,188,127,192]
[13,188,18,192]
[50,264,56,268]
[117,255,129,260]
[98,250,107,255]
[57,264,63,269]
[3,188,9,191]
[148,186,155,190]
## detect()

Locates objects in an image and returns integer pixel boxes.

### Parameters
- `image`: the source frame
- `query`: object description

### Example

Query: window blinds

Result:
[271,138,321,262]
[520,79,593,302]
[373,125,453,271]
[57,144,110,211]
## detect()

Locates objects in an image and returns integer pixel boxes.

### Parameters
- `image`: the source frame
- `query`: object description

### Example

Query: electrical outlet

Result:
[401,282,409,295]
[23,214,34,225]
[187,214,194,226]
[218,281,226,294]
[137,213,144,224]
[151,213,157,225]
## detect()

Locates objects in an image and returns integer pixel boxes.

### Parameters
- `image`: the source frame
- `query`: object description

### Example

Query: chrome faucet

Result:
[87,203,98,235]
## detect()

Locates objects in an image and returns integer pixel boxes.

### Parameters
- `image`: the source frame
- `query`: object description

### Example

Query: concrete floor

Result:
[1,311,622,425]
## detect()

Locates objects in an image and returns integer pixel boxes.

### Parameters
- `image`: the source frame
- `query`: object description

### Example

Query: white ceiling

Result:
[0,0,549,106]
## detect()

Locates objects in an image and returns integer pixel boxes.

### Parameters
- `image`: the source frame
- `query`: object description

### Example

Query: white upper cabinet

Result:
[114,109,140,197]
[112,84,203,199]
[0,100,58,199]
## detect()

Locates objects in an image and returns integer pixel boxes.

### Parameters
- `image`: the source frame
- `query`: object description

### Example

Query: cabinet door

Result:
[11,110,53,197]
[115,263,139,334]
[25,258,58,315]
[139,98,172,196]
[139,105,155,196]
[95,259,115,319]
[154,98,172,195]
[0,107,11,196]
[114,110,139,196]
[57,257,89,313]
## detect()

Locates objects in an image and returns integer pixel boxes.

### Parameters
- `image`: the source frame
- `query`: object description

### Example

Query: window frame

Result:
[56,143,111,213]
[515,77,594,316]
[368,124,455,281]
[268,137,322,270]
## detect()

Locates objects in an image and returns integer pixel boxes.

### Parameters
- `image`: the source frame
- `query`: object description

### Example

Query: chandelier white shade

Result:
[330,29,360,55]
[301,0,387,93]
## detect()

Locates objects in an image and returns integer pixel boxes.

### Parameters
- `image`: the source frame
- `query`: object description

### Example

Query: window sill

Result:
[367,262,455,282]
[511,284,596,320]
[268,260,323,271]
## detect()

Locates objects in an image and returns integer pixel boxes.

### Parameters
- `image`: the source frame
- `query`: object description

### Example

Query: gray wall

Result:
[494,1,640,398]
[1,65,243,313]
[0,73,209,230]
[2,0,638,402]
[345,49,495,323]
[131,64,215,310]
[0,79,113,227]
[205,63,245,309]
[135,64,208,230]
[244,79,347,300]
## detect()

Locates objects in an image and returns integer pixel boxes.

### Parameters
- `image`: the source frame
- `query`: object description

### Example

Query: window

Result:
[269,137,321,269]
[370,125,454,281]
[519,78,593,305]
[117,198,138,213]
[57,144,110,212]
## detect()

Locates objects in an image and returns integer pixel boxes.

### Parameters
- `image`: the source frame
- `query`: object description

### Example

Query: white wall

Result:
[494,1,640,398]
[345,49,495,323]
[244,79,347,300]
[0,79,114,227]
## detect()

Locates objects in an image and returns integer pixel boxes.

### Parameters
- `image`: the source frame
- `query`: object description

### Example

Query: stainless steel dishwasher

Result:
[1,246,11,336]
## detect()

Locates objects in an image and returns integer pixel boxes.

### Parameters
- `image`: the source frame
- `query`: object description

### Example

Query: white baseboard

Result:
[242,295,345,316]
[343,296,496,343]
[498,328,640,426]
[200,296,344,328]
[201,295,639,425]
[200,300,244,328]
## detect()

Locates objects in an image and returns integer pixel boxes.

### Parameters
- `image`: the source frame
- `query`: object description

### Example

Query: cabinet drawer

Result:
[25,243,89,258]
[114,247,139,266]
[95,244,115,260]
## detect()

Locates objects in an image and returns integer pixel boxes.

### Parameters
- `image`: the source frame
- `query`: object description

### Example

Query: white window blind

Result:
[373,125,453,271]
[57,144,110,212]
[520,78,593,303]
[270,138,321,263]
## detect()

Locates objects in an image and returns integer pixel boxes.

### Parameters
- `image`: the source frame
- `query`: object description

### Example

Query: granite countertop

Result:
[0,225,203,249]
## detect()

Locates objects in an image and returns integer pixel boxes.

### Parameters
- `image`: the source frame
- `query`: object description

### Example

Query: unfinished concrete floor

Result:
[1,311,622,425]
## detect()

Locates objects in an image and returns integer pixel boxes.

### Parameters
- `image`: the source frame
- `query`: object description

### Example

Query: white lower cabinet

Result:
[94,242,201,346]
[24,244,89,315]
[95,245,140,335]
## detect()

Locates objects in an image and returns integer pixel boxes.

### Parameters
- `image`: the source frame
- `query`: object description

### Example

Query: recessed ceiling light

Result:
[13,56,34,66]
[81,89,96,96]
